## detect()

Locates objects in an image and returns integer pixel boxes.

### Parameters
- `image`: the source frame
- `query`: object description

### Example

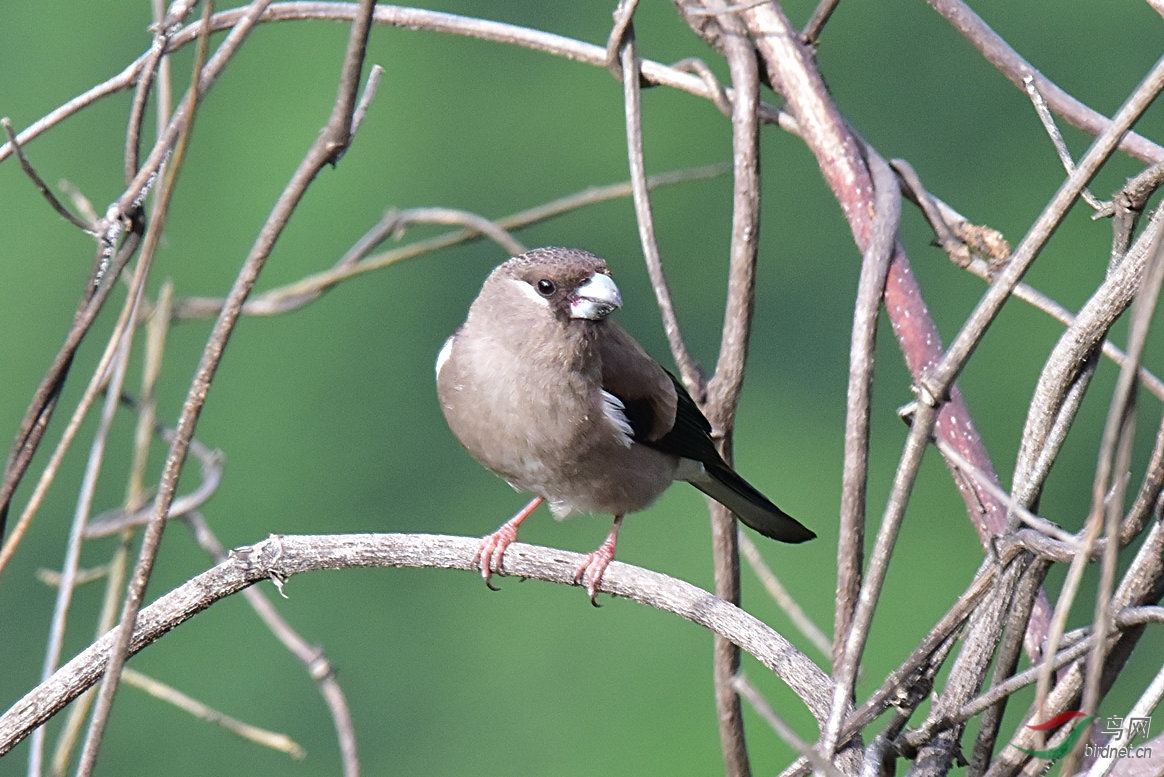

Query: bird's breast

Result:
[437,330,678,516]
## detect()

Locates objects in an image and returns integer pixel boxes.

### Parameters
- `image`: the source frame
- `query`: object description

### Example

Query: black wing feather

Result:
[639,372,815,543]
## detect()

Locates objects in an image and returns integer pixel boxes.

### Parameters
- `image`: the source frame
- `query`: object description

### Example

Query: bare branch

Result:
[616,6,703,394]
[801,0,841,45]
[76,2,375,772]
[1,118,95,233]
[0,533,837,758]
[0,221,142,569]
[83,424,224,539]
[693,2,767,772]
[185,513,359,777]
[122,668,306,759]
[1021,75,1105,212]
[834,150,899,674]
[926,51,1164,418]
[734,674,846,777]
[172,166,726,319]
[926,0,1164,164]
[29,275,144,776]
[4,3,1163,775]
[739,531,831,659]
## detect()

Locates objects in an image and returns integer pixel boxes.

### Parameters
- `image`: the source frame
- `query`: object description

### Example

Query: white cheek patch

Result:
[435,335,455,379]
[601,390,634,448]
[509,278,551,307]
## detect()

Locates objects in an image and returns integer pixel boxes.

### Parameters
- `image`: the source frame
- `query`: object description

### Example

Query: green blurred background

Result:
[1,1,1162,774]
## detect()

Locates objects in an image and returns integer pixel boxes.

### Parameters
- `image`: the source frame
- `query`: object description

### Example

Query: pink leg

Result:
[474,496,543,590]
[574,514,623,606]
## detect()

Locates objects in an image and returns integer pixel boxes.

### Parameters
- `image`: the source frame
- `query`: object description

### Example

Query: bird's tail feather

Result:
[688,463,816,543]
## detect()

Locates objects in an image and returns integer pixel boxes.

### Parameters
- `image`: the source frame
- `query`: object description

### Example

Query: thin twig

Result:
[125,9,177,183]
[925,0,1164,165]
[122,668,306,759]
[1022,75,1105,212]
[738,532,831,658]
[696,2,766,771]
[177,205,525,318]
[172,165,727,319]
[349,63,383,137]
[185,513,358,777]
[833,150,899,676]
[0,222,141,572]
[1,118,95,233]
[672,58,733,115]
[801,0,841,45]
[927,430,1078,547]
[51,284,173,773]
[604,0,638,76]
[616,8,703,395]
[733,674,845,777]
[29,282,144,777]
[83,424,223,539]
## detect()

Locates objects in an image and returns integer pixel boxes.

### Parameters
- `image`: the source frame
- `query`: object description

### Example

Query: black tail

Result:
[689,460,816,543]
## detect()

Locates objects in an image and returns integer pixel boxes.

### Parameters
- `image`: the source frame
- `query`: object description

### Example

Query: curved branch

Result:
[834,150,899,672]
[925,0,1164,165]
[0,533,835,758]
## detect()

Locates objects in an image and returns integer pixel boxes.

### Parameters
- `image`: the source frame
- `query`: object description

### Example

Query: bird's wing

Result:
[597,322,679,444]
[596,322,719,463]
[599,323,815,543]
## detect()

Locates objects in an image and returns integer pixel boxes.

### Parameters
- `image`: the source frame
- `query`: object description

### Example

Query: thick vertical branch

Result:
[834,151,899,671]
[696,4,764,775]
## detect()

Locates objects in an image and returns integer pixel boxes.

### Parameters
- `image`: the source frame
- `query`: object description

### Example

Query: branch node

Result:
[605,0,641,82]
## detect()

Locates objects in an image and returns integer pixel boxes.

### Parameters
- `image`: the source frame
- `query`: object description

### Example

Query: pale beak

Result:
[569,272,622,320]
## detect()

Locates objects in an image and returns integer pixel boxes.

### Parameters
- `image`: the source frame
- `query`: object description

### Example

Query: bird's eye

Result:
[535,278,556,296]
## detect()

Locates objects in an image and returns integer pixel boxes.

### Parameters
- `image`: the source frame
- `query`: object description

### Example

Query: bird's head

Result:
[495,247,623,324]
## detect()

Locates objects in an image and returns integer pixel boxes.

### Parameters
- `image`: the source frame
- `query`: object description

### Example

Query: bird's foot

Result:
[573,549,613,607]
[573,516,622,606]
[473,497,543,591]
[473,524,517,591]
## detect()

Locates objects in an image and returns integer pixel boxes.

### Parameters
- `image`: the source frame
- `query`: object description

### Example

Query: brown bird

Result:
[436,247,813,603]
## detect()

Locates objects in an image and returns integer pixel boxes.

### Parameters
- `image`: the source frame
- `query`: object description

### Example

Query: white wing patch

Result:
[435,334,455,379]
[675,457,708,483]
[601,390,634,448]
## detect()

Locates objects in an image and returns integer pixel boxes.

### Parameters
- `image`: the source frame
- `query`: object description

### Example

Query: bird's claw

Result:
[573,549,613,607]
[473,524,518,590]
